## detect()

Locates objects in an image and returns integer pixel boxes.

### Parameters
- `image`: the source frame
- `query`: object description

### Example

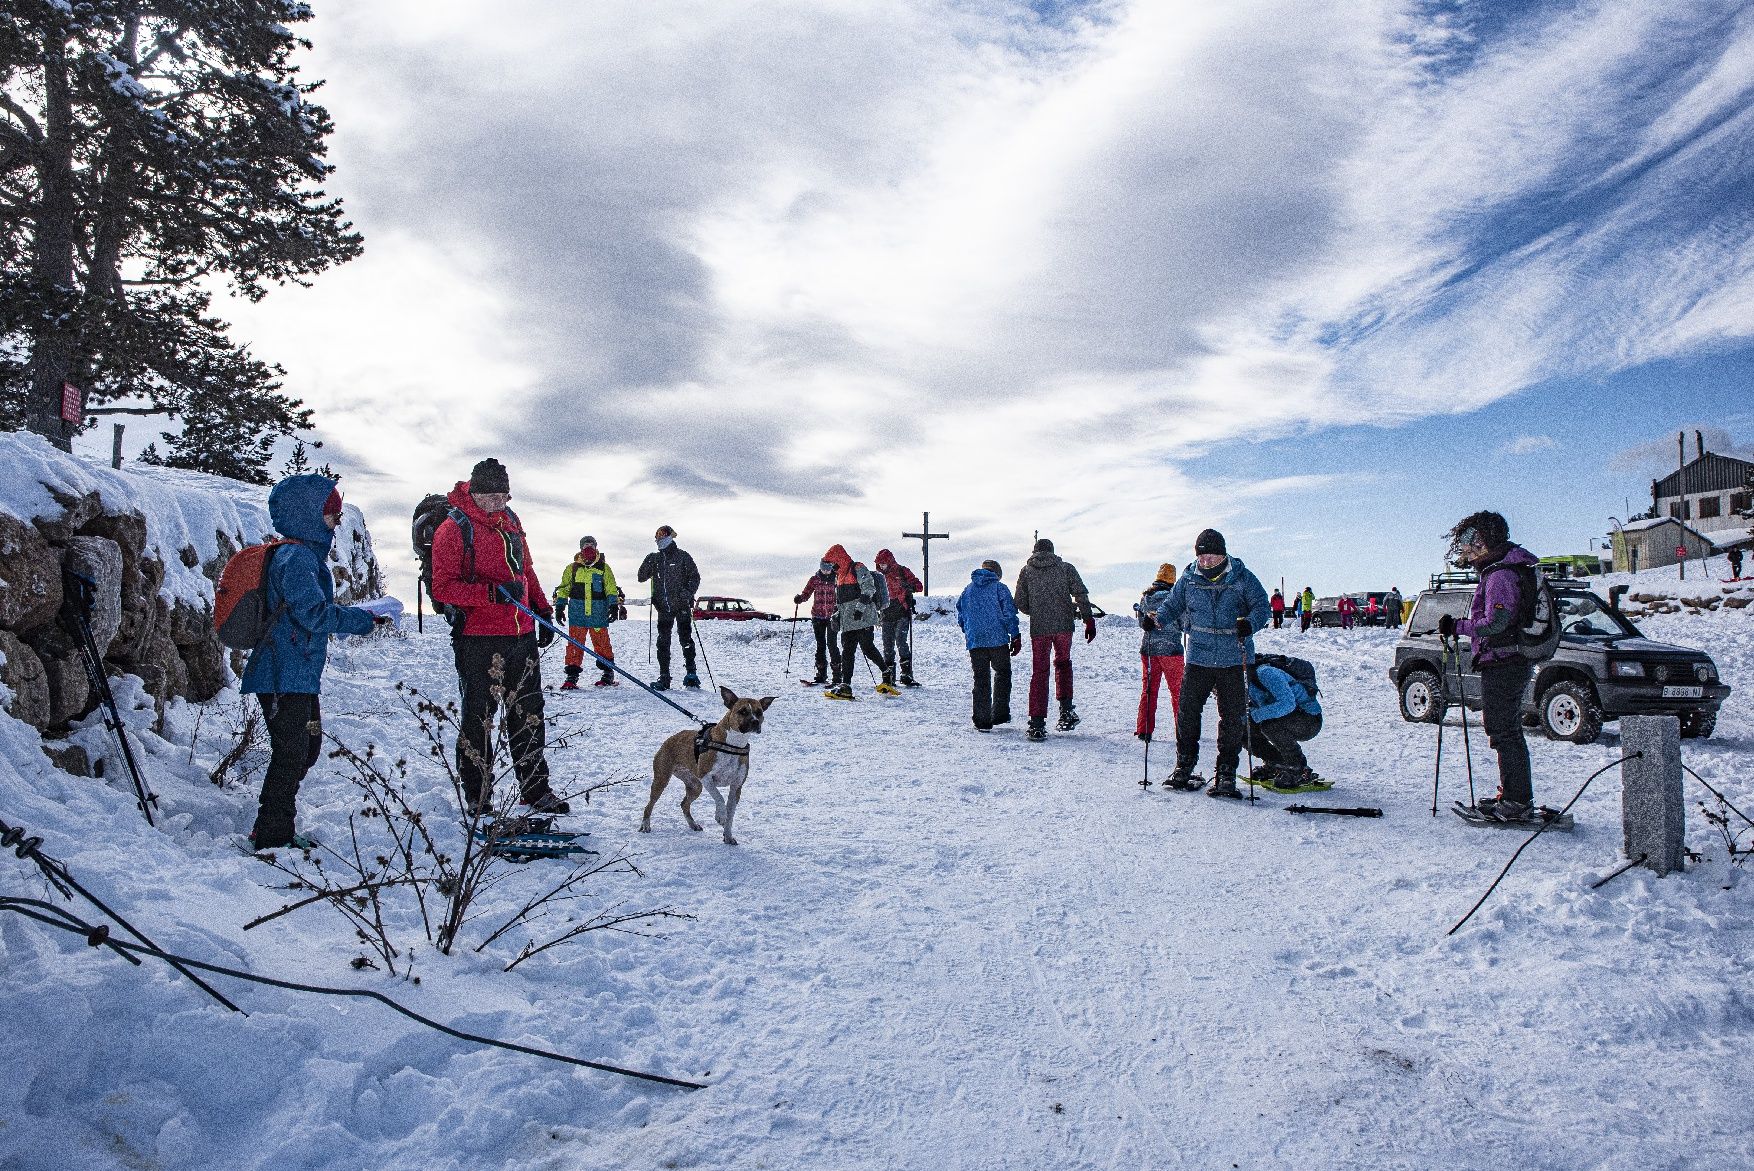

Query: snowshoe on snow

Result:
[652,676,672,691]
[825,685,857,701]
[874,681,902,697]
[682,672,702,689]
[1205,773,1243,800]
[1452,800,1573,832]
[1253,768,1334,795]
[1056,705,1080,732]
[1162,765,1204,791]
[558,680,579,691]
[901,676,921,688]
[1026,718,1047,742]
[473,816,595,862]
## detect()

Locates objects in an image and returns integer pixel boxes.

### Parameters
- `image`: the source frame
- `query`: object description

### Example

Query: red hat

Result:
[322,488,343,518]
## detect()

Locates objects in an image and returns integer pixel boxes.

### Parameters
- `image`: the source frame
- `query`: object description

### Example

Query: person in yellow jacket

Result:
[552,536,625,689]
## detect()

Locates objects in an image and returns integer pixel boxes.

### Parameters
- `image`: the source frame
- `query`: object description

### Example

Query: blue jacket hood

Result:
[970,567,997,587]
[269,474,338,551]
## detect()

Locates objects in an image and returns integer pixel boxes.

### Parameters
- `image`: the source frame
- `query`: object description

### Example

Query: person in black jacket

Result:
[637,525,701,690]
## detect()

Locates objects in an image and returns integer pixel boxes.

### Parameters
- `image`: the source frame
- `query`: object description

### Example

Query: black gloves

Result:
[536,623,555,648]
[1009,635,1022,656]
[1438,614,1457,638]
[794,593,806,605]
[1084,618,1097,643]
[1235,617,1252,639]
[1139,612,1158,631]
[499,581,524,604]
[1136,731,1151,743]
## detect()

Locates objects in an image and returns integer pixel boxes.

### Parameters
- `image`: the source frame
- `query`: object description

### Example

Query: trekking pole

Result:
[1239,639,1258,802]
[62,573,157,826]
[1432,641,1451,817]
[693,621,718,689]
[499,589,705,723]
[1141,736,1151,791]
[1451,638,1477,807]
[783,602,800,678]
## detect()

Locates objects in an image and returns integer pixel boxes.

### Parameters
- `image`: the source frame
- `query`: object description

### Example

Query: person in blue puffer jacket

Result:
[957,560,1022,731]
[1246,662,1323,786]
[1145,528,1272,797]
[240,474,380,849]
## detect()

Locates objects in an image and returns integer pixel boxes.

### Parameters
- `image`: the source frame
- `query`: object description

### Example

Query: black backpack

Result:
[1481,562,1561,662]
[411,494,486,631]
[1255,652,1319,699]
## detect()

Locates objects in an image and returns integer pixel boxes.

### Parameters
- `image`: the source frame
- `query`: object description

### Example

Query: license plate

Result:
[1661,685,1703,699]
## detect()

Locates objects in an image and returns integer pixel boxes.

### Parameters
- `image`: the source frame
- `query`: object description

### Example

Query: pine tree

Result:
[0,2,361,475]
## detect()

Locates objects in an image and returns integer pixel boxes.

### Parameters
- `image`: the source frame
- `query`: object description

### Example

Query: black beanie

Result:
[1033,538,1054,554]
[1194,528,1226,556]
[468,458,510,494]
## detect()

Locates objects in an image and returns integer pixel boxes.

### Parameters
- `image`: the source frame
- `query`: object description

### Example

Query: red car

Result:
[692,596,781,621]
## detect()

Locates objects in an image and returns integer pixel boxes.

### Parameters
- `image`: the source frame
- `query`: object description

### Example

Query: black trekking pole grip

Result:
[498,588,702,723]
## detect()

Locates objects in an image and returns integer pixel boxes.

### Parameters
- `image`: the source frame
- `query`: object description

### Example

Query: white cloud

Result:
[1501,435,1558,456]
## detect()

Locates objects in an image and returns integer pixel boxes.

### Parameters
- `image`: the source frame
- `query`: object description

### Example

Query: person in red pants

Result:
[1013,537,1096,740]
[1133,564,1184,743]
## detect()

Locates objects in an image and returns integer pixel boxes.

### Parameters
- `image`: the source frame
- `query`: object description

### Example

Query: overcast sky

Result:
[158,0,1754,610]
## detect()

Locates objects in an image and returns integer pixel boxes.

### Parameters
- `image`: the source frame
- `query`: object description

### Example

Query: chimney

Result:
[1696,430,1705,460]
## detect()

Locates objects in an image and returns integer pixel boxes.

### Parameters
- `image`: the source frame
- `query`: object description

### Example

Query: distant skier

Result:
[1133,563,1184,745]
[793,559,842,685]
[552,536,624,689]
[822,544,893,699]
[429,459,565,815]
[957,559,1021,731]
[1246,659,1323,788]
[1438,511,1543,822]
[1013,538,1096,741]
[874,548,925,687]
[240,475,382,849]
[637,525,700,690]
[1270,588,1285,629]
[1145,529,1270,797]
[1299,586,1315,633]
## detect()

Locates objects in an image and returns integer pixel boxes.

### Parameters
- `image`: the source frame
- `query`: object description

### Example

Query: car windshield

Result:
[1557,591,1639,639]
[1408,591,1469,636]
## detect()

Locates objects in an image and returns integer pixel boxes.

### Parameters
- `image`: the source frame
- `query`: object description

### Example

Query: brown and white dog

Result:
[641,685,775,845]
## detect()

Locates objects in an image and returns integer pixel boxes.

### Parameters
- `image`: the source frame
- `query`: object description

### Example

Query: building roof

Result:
[1617,516,1711,540]
[1653,451,1754,498]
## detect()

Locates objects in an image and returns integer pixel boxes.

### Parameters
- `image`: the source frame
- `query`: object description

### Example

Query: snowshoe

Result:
[682,672,702,689]
[652,677,672,691]
[1163,766,1204,791]
[1452,800,1573,832]
[558,680,579,691]
[1205,774,1243,800]
[1253,768,1334,795]
[825,685,857,701]
[593,673,618,687]
[1026,718,1047,742]
[801,676,828,687]
[901,676,921,688]
[874,682,902,697]
[1056,706,1080,732]
[473,816,595,862]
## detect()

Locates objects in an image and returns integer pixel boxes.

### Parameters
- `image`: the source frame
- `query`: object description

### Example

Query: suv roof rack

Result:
[1427,569,1477,590]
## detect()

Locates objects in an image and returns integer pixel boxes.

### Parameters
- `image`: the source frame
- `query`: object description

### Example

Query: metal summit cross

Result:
[902,511,950,595]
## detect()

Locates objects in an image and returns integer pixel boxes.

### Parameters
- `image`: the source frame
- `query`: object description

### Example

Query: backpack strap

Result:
[445,507,477,582]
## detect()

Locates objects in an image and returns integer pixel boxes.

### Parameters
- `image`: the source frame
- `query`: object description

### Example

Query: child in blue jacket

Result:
[957,560,1021,731]
[1246,662,1323,786]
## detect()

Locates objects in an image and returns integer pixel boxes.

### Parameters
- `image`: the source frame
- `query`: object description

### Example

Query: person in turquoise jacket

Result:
[240,474,379,849]
[1246,662,1323,786]
[1145,528,1271,796]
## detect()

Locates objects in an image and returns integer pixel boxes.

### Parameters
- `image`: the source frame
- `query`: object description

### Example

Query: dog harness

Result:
[693,726,749,761]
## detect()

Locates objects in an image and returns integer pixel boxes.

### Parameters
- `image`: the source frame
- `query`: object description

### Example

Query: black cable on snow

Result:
[0,898,707,1091]
[1447,751,1641,937]
[1681,763,1754,832]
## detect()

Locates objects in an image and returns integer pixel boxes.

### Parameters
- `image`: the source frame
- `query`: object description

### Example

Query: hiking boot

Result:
[900,673,920,687]
[974,723,992,733]
[523,790,572,815]
[652,676,672,691]
[1249,763,1275,782]
[1483,798,1535,823]
[1056,705,1080,732]
[1206,773,1242,799]
[682,672,701,689]
[827,684,856,700]
[250,829,317,851]
[993,713,1012,726]
[1164,765,1202,791]
[1026,718,1047,742]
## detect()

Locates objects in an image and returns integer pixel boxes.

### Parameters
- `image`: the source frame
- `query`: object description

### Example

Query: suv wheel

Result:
[1538,680,1603,744]
[1680,710,1717,739]
[1399,668,1446,723]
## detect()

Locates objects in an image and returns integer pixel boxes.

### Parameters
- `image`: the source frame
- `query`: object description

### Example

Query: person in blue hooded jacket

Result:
[1246,661,1323,787]
[1145,528,1271,797]
[240,474,380,849]
[956,560,1022,731]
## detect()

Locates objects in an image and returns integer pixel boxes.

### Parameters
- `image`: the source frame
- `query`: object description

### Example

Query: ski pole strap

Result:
[497,588,703,723]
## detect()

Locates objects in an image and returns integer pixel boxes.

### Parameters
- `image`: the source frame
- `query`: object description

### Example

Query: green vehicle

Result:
[1537,554,1604,579]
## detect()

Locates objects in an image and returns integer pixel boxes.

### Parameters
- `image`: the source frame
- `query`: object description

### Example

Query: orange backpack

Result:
[214,540,298,650]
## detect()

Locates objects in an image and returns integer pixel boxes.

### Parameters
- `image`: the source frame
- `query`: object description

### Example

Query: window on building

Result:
[1698,495,1722,519]
[1669,501,1687,519]
[1733,490,1752,514]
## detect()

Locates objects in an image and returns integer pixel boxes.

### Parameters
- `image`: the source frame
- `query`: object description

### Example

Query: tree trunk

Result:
[28,34,79,450]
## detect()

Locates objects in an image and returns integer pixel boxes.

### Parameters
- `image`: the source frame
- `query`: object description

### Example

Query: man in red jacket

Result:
[429,458,566,816]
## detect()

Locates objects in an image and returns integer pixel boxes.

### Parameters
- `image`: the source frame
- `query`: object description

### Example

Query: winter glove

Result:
[498,581,524,605]
[1234,617,1252,639]
[794,592,806,605]
[536,623,555,649]
[617,604,628,622]
[1136,731,1151,743]
[1139,612,1158,631]
[1084,618,1097,643]
[1009,635,1023,656]
[1438,613,1457,638]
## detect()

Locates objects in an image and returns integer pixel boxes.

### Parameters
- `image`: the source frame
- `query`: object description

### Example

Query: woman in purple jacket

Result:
[1438,511,1541,822]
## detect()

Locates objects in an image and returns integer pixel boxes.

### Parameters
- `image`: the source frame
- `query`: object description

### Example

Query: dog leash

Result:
[500,589,705,723]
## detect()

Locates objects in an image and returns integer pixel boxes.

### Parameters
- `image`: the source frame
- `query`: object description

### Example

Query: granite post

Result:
[1621,714,1685,876]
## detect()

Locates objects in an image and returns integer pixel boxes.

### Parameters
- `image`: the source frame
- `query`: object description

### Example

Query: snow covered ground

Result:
[3,603,1752,1170]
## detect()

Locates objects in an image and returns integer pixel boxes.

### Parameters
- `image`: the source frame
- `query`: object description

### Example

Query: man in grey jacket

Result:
[1014,537,1096,741]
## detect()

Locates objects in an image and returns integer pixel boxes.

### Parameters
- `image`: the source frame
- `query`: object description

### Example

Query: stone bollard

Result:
[1621,714,1685,876]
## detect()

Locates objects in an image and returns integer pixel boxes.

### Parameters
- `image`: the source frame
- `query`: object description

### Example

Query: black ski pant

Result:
[1480,660,1534,805]
[811,617,841,681]
[838,627,887,686]
[656,610,696,679]
[882,613,915,680]
[454,633,551,809]
[253,693,321,847]
[1249,710,1322,772]
[969,645,1012,729]
[1176,663,1248,777]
